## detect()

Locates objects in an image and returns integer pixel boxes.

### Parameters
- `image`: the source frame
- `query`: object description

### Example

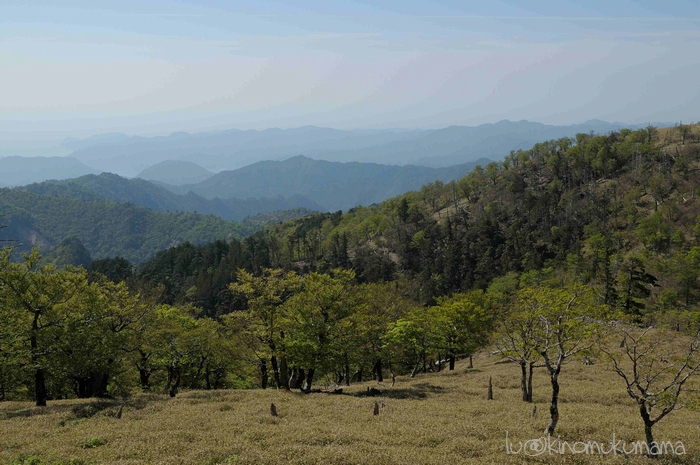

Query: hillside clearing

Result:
[1,355,698,464]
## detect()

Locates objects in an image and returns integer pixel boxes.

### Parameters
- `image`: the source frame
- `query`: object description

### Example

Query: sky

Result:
[1,0,700,148]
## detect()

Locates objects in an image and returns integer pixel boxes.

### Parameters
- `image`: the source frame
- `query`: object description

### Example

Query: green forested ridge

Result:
[0,188,257,263]
[22,172,323,221]
[139,125,700,319]
[1,125,699,444]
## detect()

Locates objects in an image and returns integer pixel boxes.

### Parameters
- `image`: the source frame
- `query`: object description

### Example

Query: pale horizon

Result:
[1,1,699,148]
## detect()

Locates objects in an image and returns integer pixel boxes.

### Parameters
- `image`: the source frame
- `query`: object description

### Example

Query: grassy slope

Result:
[1,355,698,464]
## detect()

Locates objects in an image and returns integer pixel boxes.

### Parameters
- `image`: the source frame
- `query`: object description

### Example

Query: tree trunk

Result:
[344,354,350,387]
[74,373,109,398]
[270,355,281,389]
[468,354,473,369]
[205,364,212,390]
[303,368,315,393]
[31,312,47,407]
[137,351,151,391]
[279,356,289,389]
[35,368,47,407]
[75,378,90,398]
[288,368,297,389]
[138,367,151,391]
[411,355,421,378]
[527,362,534,403]
[169,372,181,398]
[372,359,383,382]
[353,367,363,383]
[448,353,455,371]
[260,360,268,390]
[94,372,110,397]
[520,361,528,401]
[640,403,658,458]
[544,373,559,434]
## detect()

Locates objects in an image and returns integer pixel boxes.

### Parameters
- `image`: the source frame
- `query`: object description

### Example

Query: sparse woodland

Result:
[1,124,700,462]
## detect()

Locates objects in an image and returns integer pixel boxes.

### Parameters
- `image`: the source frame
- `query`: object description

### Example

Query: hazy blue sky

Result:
[2,0,699,140]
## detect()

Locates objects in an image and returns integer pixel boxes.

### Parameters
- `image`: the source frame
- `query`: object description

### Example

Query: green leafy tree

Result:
[519,285,606,434]
[384,310,436,378]
[284,269,357,391]
[0,249,88,406]
[228,268,301,389]
[429,290,493,371]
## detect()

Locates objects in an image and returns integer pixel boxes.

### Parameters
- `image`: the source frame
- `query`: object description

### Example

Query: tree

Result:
[0,280,27,400]
[284,270,357,391]
[521,285,604,434]
[54,278,156,398]
[600,326,700,458]
[342,283,414,385]
[397,197,409,223]
[617,256,657,319]
[0,249,88,406]
[430,291,493,371]
[384,309,437,378]
[88,257,133,283]
[677,124,691,145]
[645,125,658,144]
[228,269,301,389]
[149,305,203,397]
[497,309,541,402]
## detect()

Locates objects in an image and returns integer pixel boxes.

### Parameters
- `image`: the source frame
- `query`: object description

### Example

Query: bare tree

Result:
[600,326,700,458]
[496,314,541,402]
[677,123,691,145]
[530,289,598,435]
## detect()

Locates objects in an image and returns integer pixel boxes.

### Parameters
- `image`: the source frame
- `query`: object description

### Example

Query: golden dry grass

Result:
[1,355,699,464]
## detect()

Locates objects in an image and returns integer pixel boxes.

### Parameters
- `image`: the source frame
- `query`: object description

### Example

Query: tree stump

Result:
[115,404,123,419]
[531,404,537,419]
[487,376,493,400]
[270,403,278,417]
[373,402,379,416]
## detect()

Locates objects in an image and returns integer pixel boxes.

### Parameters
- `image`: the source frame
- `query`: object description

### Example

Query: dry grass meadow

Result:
[1,354,699,464]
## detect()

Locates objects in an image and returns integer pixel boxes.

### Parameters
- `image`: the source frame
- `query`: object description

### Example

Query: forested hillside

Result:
[22,172,322,221]
[138,124,700,320]
[1,125,699,445]
[0,189,270,263]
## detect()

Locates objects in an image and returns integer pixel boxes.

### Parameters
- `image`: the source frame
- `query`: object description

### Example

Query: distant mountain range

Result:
[21,173,323,222]
[19,155,488,214]
[163,155,491,212]
[136,160,214,185]
[62,120,665,177]
[0,156,99,187]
